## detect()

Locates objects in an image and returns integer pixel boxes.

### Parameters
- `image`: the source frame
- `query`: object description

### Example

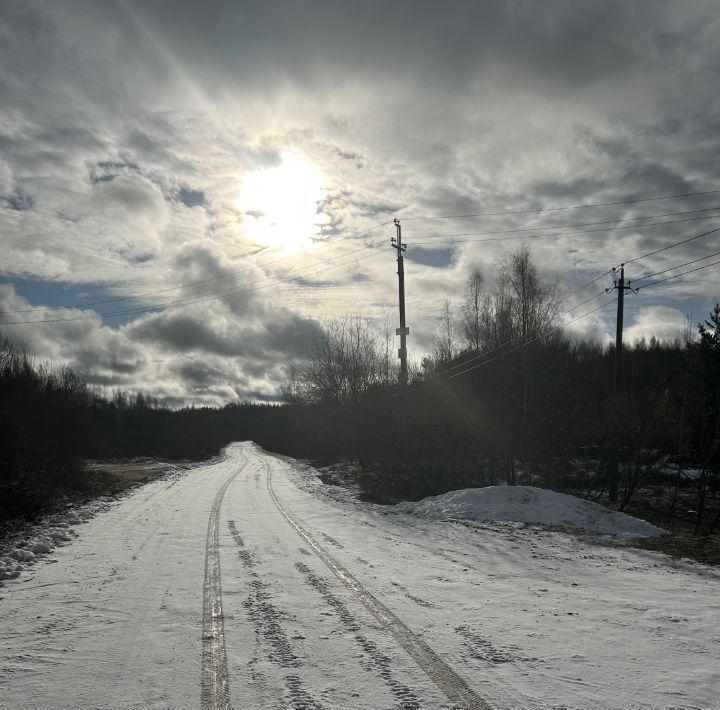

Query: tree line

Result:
[276,248,720,534]
[1,247,719,532]
[0,336,272,519]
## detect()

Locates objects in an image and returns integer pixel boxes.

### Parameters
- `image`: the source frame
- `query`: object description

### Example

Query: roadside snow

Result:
[392,485,667,538]
[0,461,197,583]
[0,501,112,582]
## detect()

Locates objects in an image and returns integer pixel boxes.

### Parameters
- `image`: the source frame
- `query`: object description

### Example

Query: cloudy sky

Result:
[1,0,719,405]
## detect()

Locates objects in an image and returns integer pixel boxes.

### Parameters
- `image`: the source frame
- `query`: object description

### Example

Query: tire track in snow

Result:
[226,520,327,709]
[201,455,248,710]
[261,455,491,710]
[295,561,422,709]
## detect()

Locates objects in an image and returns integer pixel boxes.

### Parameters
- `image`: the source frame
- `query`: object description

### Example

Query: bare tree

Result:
[503,248,561,421]
[293,314,385,405]
[479,272,514,350]
[432,297,458,365]
[380,312,399,386]
[477,247,559,353]
[460,268,483,351]
[504,247,559,346]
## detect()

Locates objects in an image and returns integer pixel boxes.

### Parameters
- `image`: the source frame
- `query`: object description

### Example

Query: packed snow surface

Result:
[0,461,186,583]
[393,485,667,537]
[1,443,717,710]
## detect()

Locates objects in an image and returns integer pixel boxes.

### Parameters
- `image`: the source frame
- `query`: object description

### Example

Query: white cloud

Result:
[2,1,720,402]
[83,175,169,257]
[0,284,319,406]
[624,305,689,345]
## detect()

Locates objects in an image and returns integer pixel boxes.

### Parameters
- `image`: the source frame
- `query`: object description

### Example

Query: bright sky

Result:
[235,153,327,251]
[1,0,719,404]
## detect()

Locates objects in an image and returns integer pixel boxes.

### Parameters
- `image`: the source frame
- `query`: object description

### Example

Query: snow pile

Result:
[393,485,667,538]
[0,501,115,582]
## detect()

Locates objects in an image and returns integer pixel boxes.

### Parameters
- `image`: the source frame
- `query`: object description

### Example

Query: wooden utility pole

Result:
[392,218,409,387]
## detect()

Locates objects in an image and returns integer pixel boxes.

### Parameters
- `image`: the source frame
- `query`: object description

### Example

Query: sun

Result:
[236,153,326,251]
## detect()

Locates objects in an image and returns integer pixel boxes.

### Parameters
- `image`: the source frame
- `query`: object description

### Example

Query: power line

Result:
[623,225,720,266]
[631,250,720,284]
[445,299,617,381]
[423,263,615,381]
[410,206,720,240]
[408,207,718,383]
[564,297,618,325]
[19,203,705,316]
[563,288,610,314]
[635,258,720,291]
[401,188,720,223]
[410,213,720,247]
[558,270,614,307]
[415,260,626,385]
[0,242,390,326]
[7,194,720,319]
[0,219,393,315]
[431,280,615,379]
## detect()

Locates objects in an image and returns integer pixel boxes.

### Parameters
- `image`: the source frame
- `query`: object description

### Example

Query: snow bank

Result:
[0,460,201,584]
[0,505,106,582]
[393,485,666,538]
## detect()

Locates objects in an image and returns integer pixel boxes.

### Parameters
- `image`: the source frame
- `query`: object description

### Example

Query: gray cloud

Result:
[129,313,239,356]
[262,310,323,357]
[1,0,719,403]
[0,284,322,405]
[175,360,227,389]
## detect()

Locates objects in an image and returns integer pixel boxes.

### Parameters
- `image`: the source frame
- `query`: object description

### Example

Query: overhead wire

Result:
[424,263,616,380]
[430,280,615,380]
[634,258,720,291]
[558,270,614,307]
[6,187,720,340]
[630,250,720,284]
[400,188,720,222]
[0,240,390,326]
[9,188,719,315]
[406,191,720,383]
[409,205,720,240]
[446,299,617,381]
[434,298,618,382]
[438,243,718,381]
[410,213,720,246]
[622,225,720,266]
[561,288,611,314]
[0,219,394,315]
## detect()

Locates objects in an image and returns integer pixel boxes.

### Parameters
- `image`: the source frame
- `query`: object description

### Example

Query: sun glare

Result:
[236,153,325,251]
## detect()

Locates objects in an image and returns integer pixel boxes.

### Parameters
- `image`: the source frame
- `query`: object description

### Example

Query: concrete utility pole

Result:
[610,263,637,396]
[607,263,637,502]
[391,218,409,387]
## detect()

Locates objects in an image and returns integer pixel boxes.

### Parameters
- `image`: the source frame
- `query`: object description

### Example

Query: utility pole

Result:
[609,263,637,396]
[392,218,409,387]
[606,262,637,502]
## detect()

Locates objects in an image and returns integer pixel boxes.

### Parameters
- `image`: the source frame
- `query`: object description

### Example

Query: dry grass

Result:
[618,485,720,566]
[84,460,165,494]
[631,529,720,566]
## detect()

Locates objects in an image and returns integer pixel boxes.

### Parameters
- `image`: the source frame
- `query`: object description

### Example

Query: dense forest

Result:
[2,248,719,535]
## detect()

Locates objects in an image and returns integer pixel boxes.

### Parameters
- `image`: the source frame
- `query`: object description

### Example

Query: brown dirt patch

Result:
[614,487,720,567]
[83,460,170,495]
[628,526,720,567]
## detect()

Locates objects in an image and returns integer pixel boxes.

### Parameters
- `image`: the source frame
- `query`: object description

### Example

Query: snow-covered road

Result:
[1,442,718,709]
